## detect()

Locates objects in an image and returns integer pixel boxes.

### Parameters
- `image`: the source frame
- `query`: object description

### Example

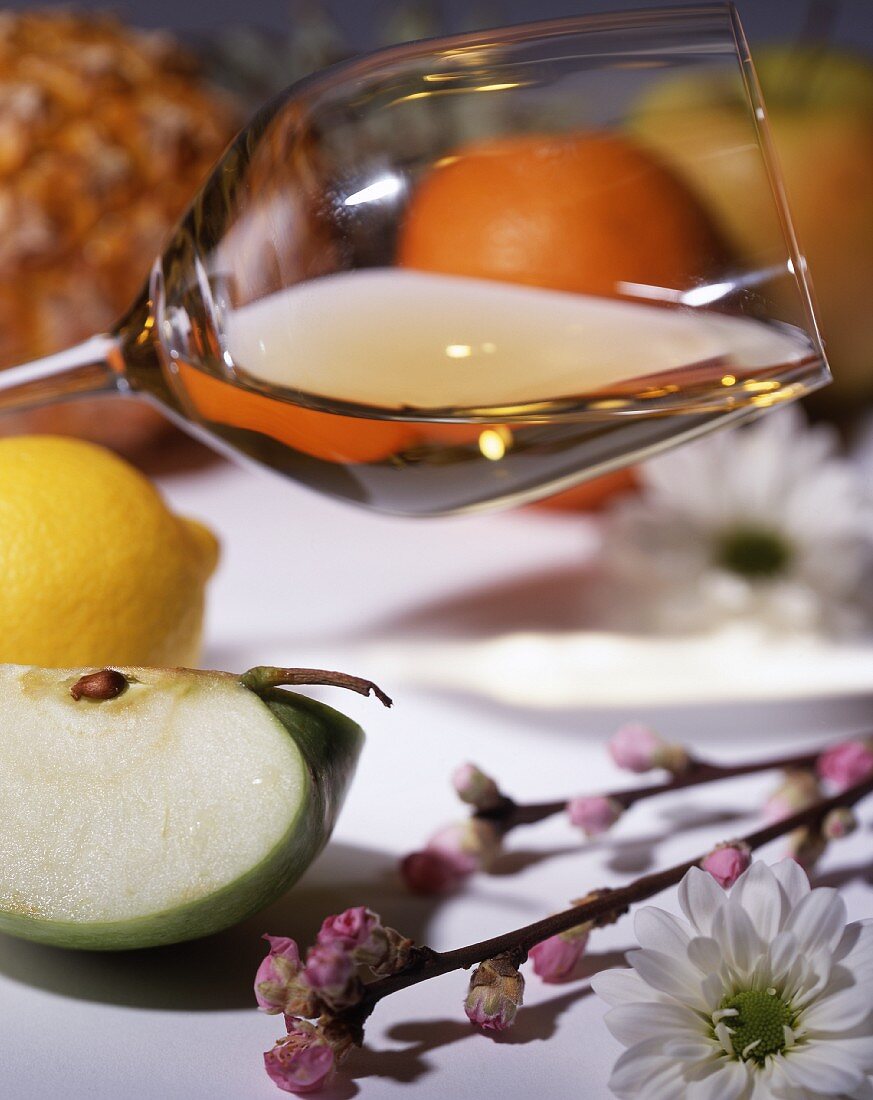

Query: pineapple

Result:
[0,11,239,455]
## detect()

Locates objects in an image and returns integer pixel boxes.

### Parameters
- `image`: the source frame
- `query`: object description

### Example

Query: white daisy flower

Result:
[600,407,873,635]
[592,861,873,1099]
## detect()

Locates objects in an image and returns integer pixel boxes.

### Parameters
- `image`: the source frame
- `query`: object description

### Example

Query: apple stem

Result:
[241,666,392,707]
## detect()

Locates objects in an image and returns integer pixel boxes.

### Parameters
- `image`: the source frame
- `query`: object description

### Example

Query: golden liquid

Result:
[167,270,820,515]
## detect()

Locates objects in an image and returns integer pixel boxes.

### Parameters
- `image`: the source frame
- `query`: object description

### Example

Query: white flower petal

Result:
[701,972,726,1012]
[637,1066,690,1100]
[626,949,709,1011]
[731,861,787,942]
[802,985,873,1032]
[765,930,799,985]
[605,1001,703,1048]
[750,1064,779,1100]
[768,1057,818,1100]
[591,967,662,1008]
[845,1076,873,1100]
[634,906,691,959]
[712,899,761,979]
[806,1035,873,1073]
[686,1058,749,1100]
[608,1038,686,1099]
[687,936,726,976]
[680,867,727,936]
[835,921,873,979]
[785,888,848,957]
[663,1039,719,1062]
[778,1043,866,1095]
[770,860,811,909]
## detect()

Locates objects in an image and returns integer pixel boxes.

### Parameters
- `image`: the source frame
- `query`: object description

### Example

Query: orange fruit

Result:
[398,131,725,297]
[534,466,638,512]
[176,364,418,465]
[398,130,726,507]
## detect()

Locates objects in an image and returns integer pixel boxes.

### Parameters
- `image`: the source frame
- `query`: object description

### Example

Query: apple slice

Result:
[0,664,383,950]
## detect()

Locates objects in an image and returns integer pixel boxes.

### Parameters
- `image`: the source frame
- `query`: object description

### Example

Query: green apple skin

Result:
[0,687,363,951]
[629,49,873,409]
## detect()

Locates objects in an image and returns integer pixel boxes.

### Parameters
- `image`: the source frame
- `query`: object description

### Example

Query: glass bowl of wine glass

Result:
[0,3,828,517]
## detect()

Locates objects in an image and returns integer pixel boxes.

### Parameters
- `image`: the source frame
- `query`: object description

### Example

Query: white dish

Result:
[358,625,873,709]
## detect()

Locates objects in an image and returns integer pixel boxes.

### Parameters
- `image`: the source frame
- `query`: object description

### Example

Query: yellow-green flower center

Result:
[716,527,793,579]
[720,989,794,1062]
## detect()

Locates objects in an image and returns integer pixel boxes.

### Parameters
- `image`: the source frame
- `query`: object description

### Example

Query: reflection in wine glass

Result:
[0,5,827,516]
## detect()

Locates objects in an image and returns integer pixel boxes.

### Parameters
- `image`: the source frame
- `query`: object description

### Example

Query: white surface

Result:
[4,457,873,1100]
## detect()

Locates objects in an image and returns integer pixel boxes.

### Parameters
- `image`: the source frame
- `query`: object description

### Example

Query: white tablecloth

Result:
[5,456,872,1099]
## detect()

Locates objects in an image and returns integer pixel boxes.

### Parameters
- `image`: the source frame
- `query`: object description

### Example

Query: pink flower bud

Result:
[608,723,663,773]
[823,807,857,840]
[400,849,467,895]
[316,907,387,967]
[264,1019,335,1094]
[255,935,302,1014]
[701,842,751,889]
[763,770,821,823]
[302,943,360,1010]
[567,795,623,837]
[529,926,590,982]
[464,956,524,1032]
[817,740,873,793]
[452,762,502,811]
[427,818,502,872]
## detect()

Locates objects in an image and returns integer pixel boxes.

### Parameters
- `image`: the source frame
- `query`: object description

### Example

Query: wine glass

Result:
[0,4,827,517]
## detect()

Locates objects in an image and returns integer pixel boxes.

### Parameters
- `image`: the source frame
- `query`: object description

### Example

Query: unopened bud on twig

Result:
[701,841,751,889]
[452,762,502,811]
[787,826,828,872]
[567,795,623,837]
[817,740,873,793]
[822,806,858,840]
[608,723,689,774]
[763,769,822,824]
[464,955,524,1032]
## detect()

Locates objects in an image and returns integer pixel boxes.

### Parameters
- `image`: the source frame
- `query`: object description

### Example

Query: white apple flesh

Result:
[0,665,367,950]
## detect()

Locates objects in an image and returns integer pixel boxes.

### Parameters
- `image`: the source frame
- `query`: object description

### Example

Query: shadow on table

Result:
[0,841,443,1012]
[318,948,628,1099]
[490,801,744,878]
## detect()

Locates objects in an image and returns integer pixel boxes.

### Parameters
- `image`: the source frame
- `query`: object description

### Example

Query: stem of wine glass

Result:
[0,334,125,415]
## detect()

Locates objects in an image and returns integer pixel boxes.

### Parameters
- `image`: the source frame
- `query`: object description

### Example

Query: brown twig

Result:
[343,771,873,1030]
[476,746,826,833]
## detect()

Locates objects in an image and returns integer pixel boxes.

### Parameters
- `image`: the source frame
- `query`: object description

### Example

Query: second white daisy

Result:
[600,407,873,635]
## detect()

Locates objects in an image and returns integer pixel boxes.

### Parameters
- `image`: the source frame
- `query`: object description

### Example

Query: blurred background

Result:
[2,0,873,483]
[1,1,871,46]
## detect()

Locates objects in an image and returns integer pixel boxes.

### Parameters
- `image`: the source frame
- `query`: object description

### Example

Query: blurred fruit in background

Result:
[630,46,873,417]
[399,131,727,509]
[0,11,239,456]
[398,131,727,297]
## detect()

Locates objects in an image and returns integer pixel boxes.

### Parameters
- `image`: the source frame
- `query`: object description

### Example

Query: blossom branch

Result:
[478,744,827,834]
[347,770,873,1029]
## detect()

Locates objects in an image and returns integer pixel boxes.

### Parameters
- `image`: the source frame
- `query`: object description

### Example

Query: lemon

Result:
[0,435,219,666]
